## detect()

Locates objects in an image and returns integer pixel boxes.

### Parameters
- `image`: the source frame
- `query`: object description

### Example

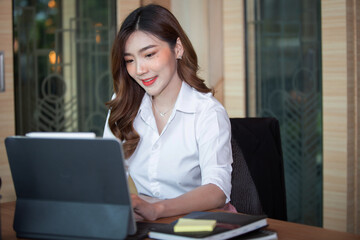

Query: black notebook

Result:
[148,211,268,240]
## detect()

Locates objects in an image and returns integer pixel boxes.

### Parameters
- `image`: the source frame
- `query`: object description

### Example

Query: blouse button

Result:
[154,192,160,197]
[153,143,159,150]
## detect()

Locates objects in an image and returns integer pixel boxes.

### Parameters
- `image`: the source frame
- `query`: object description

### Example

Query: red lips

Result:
[141,76,158,86]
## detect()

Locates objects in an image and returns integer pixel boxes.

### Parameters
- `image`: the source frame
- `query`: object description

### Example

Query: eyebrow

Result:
[124,44,158,56]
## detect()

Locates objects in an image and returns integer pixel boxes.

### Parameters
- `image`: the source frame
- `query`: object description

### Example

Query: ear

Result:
[175,37,184,59]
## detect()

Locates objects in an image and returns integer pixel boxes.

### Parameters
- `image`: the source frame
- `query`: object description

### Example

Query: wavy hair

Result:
[107,4,212,158]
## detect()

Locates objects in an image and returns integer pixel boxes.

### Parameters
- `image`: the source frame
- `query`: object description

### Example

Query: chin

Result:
[143,84,163,97]
[144,88,159,97]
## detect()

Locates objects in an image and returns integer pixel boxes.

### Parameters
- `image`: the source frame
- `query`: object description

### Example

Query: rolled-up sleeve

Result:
[196,103,233,203]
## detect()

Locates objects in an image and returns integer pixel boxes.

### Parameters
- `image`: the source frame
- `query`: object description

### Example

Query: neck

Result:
[152,79,182,111]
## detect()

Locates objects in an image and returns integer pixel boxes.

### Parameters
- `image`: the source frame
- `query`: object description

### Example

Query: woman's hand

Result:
[131,194,163,221]
[130,184,226,221]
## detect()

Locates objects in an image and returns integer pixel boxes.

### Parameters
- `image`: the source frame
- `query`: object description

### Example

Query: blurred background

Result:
[0,0,358,234]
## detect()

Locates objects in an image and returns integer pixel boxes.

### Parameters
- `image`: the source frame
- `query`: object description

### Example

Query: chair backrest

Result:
[230,138,264,215]
[230,117,287,221]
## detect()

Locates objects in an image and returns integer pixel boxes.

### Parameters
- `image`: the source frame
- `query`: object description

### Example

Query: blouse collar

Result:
[138,81,206,122]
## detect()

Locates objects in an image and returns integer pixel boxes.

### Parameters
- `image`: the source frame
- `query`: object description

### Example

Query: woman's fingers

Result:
[133,212,144,221]
[130,194,158,220]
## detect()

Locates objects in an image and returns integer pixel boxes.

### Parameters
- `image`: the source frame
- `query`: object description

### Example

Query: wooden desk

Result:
[1,201,359,240]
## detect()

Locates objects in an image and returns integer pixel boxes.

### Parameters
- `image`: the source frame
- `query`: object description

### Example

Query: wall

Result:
[223,0,246,117]
[0,0,15,202]
[322,0,360,233]
[171,0,227,104]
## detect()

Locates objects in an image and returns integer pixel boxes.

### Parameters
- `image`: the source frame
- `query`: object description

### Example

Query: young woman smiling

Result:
[103,4,234,221]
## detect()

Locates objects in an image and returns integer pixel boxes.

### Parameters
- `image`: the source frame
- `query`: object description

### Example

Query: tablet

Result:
[5,135,136,240]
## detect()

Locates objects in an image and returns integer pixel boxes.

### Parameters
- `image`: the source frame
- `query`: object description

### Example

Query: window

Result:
[13,0,116,136]
[245,0,323,226]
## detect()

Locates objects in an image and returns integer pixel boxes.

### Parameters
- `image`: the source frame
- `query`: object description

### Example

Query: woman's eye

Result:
[125,59,133,64]
[145,52,155,58]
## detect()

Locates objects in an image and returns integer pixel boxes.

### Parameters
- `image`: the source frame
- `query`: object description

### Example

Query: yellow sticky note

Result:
[174,218,217,232]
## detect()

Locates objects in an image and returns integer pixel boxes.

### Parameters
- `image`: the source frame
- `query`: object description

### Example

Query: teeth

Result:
[143,76,156,82]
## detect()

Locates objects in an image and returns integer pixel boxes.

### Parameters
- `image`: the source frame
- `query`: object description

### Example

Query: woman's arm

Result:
[131,183,226,221]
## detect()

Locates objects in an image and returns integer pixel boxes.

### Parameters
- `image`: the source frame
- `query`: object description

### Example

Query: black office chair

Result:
[230,117,287,221]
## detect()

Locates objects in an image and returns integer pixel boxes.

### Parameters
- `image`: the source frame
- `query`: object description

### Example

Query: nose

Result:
[136,59,148,76]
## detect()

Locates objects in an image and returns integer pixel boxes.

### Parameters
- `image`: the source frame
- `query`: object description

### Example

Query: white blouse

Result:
[103,81,233,203]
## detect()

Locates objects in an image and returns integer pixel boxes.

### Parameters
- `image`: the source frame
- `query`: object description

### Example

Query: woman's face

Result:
[124,31,183,98]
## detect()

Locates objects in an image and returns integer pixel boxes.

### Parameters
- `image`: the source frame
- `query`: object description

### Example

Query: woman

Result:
[103,4,234,221]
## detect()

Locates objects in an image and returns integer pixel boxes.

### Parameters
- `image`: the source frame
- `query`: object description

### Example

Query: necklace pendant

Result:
[159,112,165,117]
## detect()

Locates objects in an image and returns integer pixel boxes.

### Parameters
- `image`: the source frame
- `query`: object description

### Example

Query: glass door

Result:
[13,0,116,136]
[245,0,323,226]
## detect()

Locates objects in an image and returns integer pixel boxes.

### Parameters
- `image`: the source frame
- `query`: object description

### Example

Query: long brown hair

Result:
[107,4,212,158]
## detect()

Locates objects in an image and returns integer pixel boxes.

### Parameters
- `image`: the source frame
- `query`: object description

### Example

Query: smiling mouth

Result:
[141,76,158,86]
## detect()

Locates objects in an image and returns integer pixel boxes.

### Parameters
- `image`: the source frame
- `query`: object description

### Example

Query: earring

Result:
[177,56,182,60]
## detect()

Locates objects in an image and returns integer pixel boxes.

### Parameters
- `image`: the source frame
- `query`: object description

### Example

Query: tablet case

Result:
[5,136,136,240]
